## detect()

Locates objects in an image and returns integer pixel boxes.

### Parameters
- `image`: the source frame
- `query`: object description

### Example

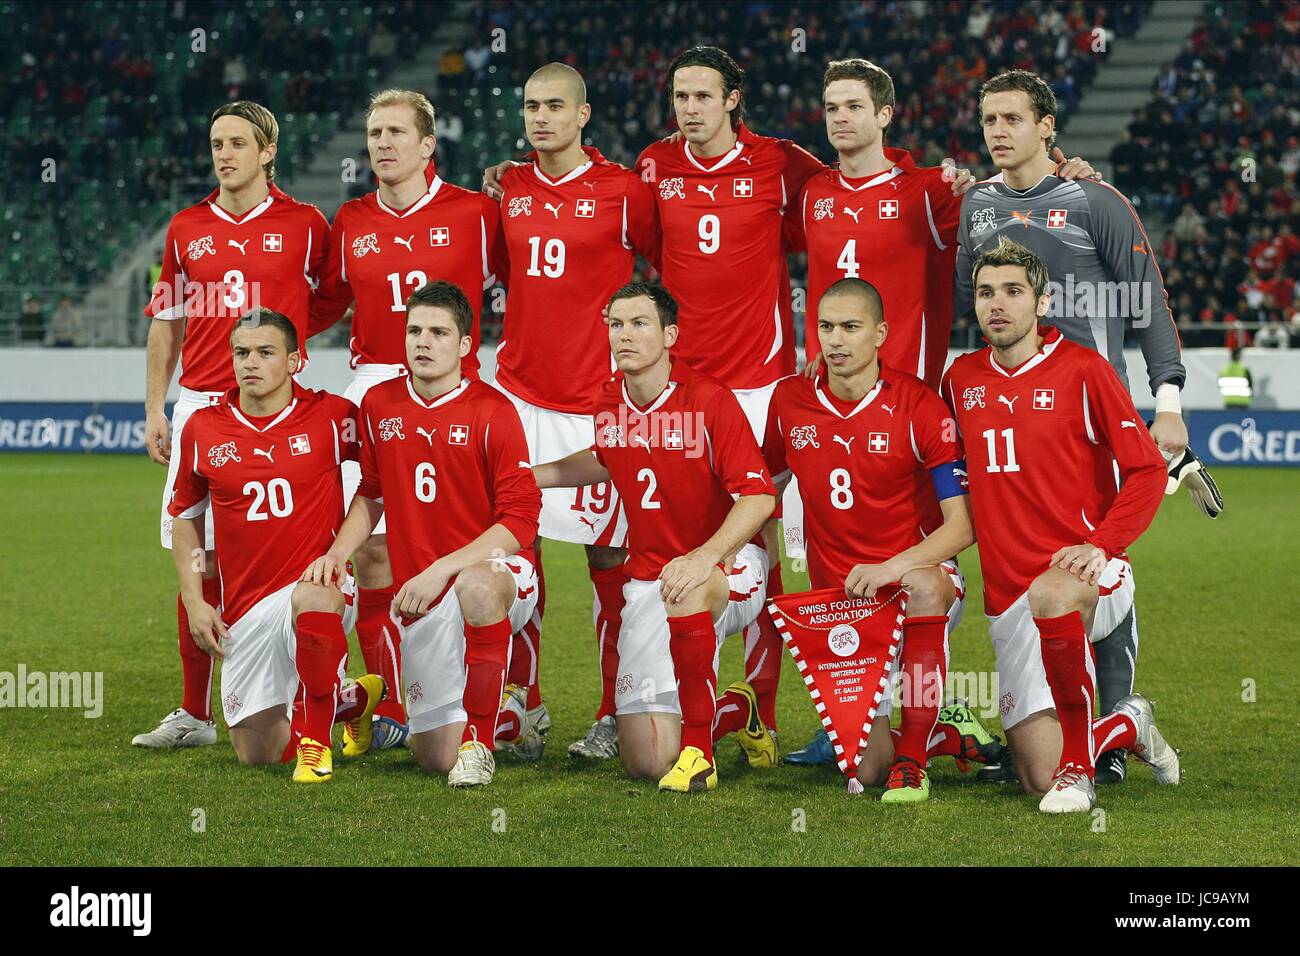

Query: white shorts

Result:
[878,560,967,720]
[398,555,539,734]
[615,543,769,716]
[988,558,1136,730]
[341,363,406,536]
[493,381,627,547]
[220,578,358,727]
[161,387,225,550]
[732,381,806,561]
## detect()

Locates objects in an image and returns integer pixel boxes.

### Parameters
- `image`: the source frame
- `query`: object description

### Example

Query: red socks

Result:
[892,615,949,766]
[357,585,405,723]
[1092,710,1137,754]
[711,689,748,741]
[668,611,718,761]
[1036,612,1097,776]
[508,553,545,709]
[280,668,373,763]
[589,564,628,721]
[744,559,784,729]
[177,577,222,721]
[463,619,512,749]
[295,611,349,745]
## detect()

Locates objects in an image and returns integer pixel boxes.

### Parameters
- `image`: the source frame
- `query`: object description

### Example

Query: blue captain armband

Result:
[930,459,969,500]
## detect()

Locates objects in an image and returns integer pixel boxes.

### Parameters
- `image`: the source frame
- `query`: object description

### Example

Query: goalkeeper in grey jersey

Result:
[953,70,1222,785]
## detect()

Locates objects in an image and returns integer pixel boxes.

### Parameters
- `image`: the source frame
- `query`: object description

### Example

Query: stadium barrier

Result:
[3,348,1299,458]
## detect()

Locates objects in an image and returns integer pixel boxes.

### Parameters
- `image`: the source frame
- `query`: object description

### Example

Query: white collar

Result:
[813,378,883,419]
[377,175,444,218]
[836,165,904,192]
[209,191,275,225]
[533,159,593,186]
[988,335,1064,378]
[406,375,469,408]
[229,397,297,432]
[684,137,745,173]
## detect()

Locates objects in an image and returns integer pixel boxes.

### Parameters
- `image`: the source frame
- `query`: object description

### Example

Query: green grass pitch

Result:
[1,454,1296,865]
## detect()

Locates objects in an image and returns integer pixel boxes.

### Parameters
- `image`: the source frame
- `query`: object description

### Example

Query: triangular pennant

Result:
[768,586,907,792]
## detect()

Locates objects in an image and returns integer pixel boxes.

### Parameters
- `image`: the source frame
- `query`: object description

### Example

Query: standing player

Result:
[135,101,331,749]
[762,278,1007,801]
[534,282,777,791]
[305,281,541,787]
[310,89,502,752]
[953,70,1215,784]
[490,63,660,760]
[943,239,1181,812]
[168,309,385,783]
[789,59,1098,389]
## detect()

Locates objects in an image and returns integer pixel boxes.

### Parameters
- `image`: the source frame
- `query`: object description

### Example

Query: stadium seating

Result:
[1113,0,1300,347]
[0,0,424,342]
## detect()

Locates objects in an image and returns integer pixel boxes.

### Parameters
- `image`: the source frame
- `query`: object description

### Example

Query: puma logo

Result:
[843,207,862,223]
[416,426,436,445]
[832,435,855,453]
[631,435,651,450]
[999,395,1019,413]
[1011,210,1032,228]
[578,515,598,530]
[739,155,753,165]
[394,235,414,252]
[583,181,596,191]
[544,202,564,218]
[253,446,274,463]
[697,184,718,201]
[1120,420,1139,430]
[746,469,766,481]
[881,404,896,417]
[228,239,248,254]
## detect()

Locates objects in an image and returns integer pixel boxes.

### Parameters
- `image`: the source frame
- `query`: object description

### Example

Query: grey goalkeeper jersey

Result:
[953,174,1185,398]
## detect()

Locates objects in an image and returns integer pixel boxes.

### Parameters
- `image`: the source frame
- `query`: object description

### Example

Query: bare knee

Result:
[622,748,671,780]
[587,545,626,572]
[454,563,511,625]
[291,581,344,617]
[353,535,392,587]
[1027,570,1092,620]
[900,567,952,617]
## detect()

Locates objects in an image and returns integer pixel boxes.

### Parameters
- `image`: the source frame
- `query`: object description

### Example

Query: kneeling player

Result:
[534,282,776,792]
[763,278,1007,802]
[305,281,541,788]
[168,309,385,783]
[943,239,1181,812]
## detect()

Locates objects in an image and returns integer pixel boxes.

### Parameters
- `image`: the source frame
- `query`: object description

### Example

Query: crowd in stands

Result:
[1112,0,1300,348]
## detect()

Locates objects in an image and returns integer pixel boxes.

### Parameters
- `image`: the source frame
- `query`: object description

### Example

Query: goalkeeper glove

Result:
[1164,445,1224,519]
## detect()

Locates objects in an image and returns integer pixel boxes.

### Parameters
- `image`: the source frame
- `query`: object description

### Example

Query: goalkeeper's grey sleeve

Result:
[952,192,976,329]
[1085,181,1186,396]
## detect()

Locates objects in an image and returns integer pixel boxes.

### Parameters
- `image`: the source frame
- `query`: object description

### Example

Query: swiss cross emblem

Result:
[1046,209,1068,229]
[664,429,683,450]
[868,431,890,454]
[575,198,596,218]
[429,226,450,247]
[448,424,470,446]
[1033,388,1055,410]
[733,178,753,198]
[263,233,282,253]
[289,433,311,455]
[879,199,899,219]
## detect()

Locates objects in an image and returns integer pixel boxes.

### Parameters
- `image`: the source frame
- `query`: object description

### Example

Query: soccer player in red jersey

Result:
[168,309,385,783]
[942,239,1182,813]
[534,282,776,792]
[136,101,332,750]
[761,278,1008,801]
[310,89,503,751]
[305,281,542,788]
[632,46,832,749]
[490,64,661,760]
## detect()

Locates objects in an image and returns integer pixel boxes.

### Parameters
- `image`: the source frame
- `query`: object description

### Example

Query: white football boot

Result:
[448,739,496,788]
[1114,694,1181,784]
[1038,763,1097,813]
[495,685,544,762]
[131,708,217,748]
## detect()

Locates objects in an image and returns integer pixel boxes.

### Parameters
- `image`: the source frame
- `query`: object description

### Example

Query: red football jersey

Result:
[591,359,775,581]
[168,384,359,625]
[763,365,966,590]
[494,147,661,414]
[941,327,1167,615]
[788,149,960,389]
[311,175,500,372]
[356,376,541,602]
[636,125,826,389]
[146,185,330,391]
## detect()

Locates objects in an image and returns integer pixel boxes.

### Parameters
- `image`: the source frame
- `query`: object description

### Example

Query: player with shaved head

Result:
[484,63,661,763]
